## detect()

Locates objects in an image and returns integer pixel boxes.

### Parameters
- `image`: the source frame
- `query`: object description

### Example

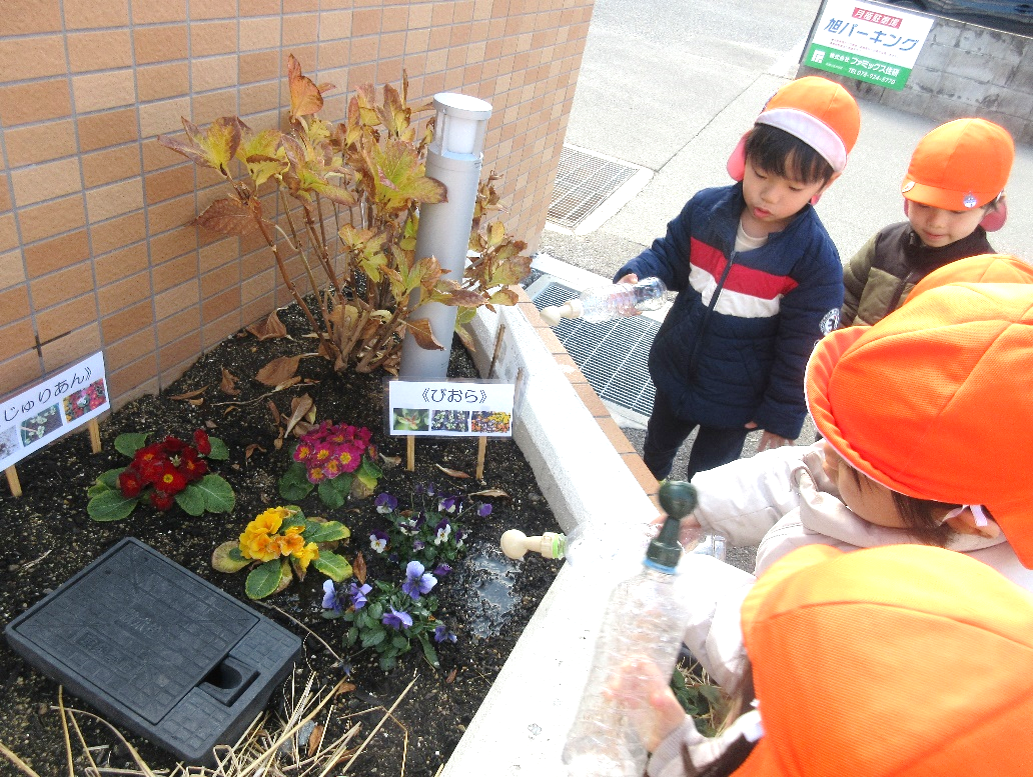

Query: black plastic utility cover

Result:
[4,537,302,765]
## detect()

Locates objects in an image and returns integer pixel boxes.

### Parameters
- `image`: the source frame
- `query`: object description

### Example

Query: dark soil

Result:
[0,304,562,776]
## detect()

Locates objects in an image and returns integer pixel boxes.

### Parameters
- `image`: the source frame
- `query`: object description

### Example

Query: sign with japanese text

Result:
[0,351,109,471]
[386,379,515,437]
[804,0,934,90]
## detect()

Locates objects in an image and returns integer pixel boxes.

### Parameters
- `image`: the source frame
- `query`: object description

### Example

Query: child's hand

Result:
[616,273,639,284]
[650,511,703,550]
[604,658,687,752]
[745,422,792,451]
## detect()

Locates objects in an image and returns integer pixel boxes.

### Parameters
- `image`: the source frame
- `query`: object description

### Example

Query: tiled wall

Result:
[0,0,593,408]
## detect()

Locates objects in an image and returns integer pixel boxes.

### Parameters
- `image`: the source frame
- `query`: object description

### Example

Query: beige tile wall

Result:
[0,0,592,407]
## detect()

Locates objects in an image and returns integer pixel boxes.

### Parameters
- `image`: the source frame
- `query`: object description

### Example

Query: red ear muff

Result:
[727,132,748,181]
[981,194,1007,232]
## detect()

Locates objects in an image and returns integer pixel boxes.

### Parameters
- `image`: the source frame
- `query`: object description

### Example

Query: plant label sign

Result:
[0,352,109,471]
[387,379,515,437]
[803,0,933,90]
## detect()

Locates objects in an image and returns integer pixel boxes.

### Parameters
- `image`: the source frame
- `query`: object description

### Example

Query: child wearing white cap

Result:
[615,77,860,481]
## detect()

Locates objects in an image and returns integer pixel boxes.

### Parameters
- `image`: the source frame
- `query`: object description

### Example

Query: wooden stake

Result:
[475,435,487,480]
[5,466,21,498]
[487,322,507,378]
[406,435,415,471]
[87,419,101,453]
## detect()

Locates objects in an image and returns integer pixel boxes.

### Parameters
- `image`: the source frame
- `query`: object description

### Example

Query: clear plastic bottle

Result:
[541,277,667,326]
[562,481,697,777]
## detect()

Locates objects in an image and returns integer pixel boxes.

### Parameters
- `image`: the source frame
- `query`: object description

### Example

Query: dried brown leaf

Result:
[379,453,402,468]
[169,386,208,400]
[445,668,458,684]
[267,400,281,425]
[335,681,357,697]
[220,368,240,396]
[274,376,302,392]
[435,464,471,479]
[470,488,509,498]
[292,420,314,437]
[307,723,324,758]
[353,552,367,584]
[246,310,288,341]
[187,398,205,406]
[244,443,266,459]
[194,196,261,236]
[284,394,314,438]
[405,318,444,351]
[256,355,300,386]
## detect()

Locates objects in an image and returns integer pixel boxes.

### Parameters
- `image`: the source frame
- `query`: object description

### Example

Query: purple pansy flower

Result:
[434,517,451,545]
[425,482,437,497]
[413,539,426,552]
[477,503,492,518]
[382,606,413,630]
[438,496,458,513]
[433,563,452,578]
[433,624,457,643]
[348,581,372,610]
[370,529,389,553]
[322,580,344,613]
[402,560,437,600]
[455,527,466,548]
[374,492,398,514]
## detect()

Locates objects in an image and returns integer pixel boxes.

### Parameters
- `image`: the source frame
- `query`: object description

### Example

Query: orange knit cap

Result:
[908,253,1033,299]
[734,544,1033,776]
[901,118,1014,210]
[727,76,861,179]
[806,282,1033,566]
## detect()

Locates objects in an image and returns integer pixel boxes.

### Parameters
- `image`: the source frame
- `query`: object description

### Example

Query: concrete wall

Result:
[798,1,1033,144]
[0,0,593,408]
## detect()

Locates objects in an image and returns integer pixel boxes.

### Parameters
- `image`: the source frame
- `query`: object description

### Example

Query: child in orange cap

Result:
[841,117,1014,326]
[614,77,860,481]
[670,256,1033,687]
[621,544,1033,776]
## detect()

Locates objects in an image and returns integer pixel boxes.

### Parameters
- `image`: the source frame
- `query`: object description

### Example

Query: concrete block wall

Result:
[0,0,594,409]
[798,2,1033,144]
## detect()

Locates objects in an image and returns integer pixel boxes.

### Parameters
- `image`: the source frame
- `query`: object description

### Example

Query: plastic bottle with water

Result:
[561,481,697,777]
[541,276,667,326]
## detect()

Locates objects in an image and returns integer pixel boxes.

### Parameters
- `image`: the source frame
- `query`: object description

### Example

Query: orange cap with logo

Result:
[901,118,1014,210]
[727,76,861,179]
[806,281,1033,566]
[733,543,1033,776]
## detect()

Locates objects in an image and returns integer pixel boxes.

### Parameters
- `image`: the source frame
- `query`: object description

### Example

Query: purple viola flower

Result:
[414,482,426,496]
[413,539,426,552]
[438,496,458,514]
[402,560,437,600]
[433,563,452,578]
[369,529,389,553]
[455,527,466,548]
[374,492,398,514]
[322,580,344,613]
[413,511,427,529]
[434,517,452,545]
[477,502,492,518]
[425,482,437,497]
[433,624,457,644]
[382,606,413,630]
[348,582,372,610]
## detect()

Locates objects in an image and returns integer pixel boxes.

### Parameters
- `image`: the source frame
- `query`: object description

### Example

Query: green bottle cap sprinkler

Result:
[645,480,698,573]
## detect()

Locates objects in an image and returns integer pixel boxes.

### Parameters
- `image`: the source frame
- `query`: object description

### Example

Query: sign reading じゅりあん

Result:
[0,352,110,472]
[804,0,933,90]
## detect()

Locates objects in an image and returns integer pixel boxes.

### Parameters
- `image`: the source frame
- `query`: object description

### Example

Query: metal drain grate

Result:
[531,280,658,417]
[548,146,638,229]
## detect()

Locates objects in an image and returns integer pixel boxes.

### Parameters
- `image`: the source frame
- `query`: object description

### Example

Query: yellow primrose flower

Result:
[241,532,280,562]
[278,531,306,557]
[293,541,319,571]
[251,506,291,535]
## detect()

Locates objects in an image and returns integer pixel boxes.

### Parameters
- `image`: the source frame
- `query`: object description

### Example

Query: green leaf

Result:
[379,655,397,671]
[303,519,351,544]
[312,549,352,581]
[206,436,230,460]
[98,467,125,490]
[279,463,313,501]
[358,455,382,480]
[281,509,307,531]
[368,601,384,621]
[346,626,359,645]
[87,490,139,522]
[194,474,236,513]
[87,484,110,498]
[418,633,440,668]
[212,540,250,573]
[317,479,345,509]
[245,559,286,599]
[362,629,386,647]
[175,484,207,516]
[114,433,149,458]
[391,635,408,650]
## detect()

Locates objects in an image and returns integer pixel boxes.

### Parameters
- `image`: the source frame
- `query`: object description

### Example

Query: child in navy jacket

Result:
[616,77,859,481]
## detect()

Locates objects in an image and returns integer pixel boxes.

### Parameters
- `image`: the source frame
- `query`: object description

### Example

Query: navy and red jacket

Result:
[614,182,843,440]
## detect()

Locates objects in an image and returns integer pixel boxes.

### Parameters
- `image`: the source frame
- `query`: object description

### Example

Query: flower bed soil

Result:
[0,305,561,777]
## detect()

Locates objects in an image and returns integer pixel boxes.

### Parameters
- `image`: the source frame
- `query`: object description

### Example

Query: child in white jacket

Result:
[675,253,1033,687]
